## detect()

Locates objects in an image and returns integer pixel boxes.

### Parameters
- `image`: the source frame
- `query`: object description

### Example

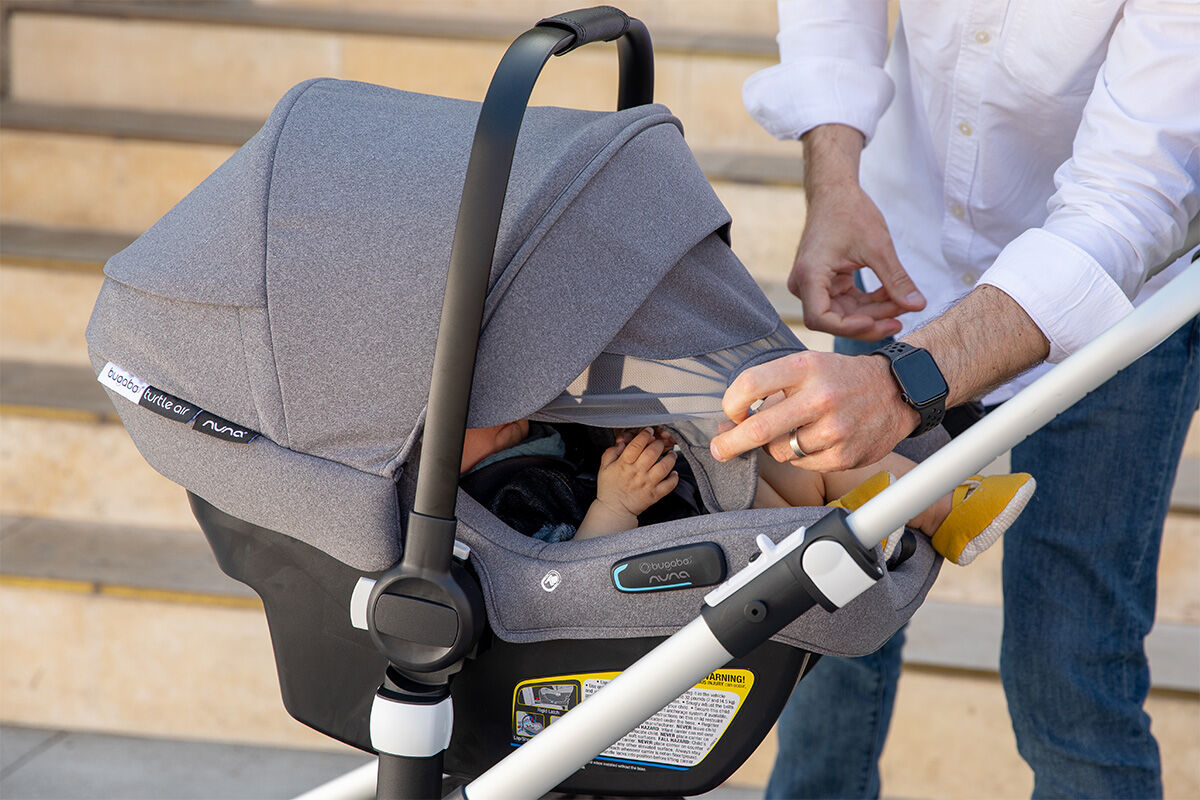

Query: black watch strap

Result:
[870,341,948,438]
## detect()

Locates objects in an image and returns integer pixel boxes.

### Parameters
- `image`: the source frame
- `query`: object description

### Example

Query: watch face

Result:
[895,350,948,405]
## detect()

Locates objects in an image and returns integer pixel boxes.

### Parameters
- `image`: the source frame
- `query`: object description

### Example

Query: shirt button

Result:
[974,30,991,44]
[958,121,974,136]
[962,272,977,286]
[950,203,965,219]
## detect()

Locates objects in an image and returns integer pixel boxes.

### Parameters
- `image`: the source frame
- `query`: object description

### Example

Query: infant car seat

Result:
[86,7,945,798]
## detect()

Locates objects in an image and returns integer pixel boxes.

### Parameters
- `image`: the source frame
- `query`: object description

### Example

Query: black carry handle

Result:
[405,8,654,570]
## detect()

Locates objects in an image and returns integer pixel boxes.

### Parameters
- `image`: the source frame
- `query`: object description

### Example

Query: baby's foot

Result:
[932,474,1036,565]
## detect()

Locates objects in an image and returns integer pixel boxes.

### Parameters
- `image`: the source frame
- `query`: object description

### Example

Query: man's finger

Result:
[866,242,925,312]
[721,352,811,423]
[845,288,905,321]
[711,392,820,462]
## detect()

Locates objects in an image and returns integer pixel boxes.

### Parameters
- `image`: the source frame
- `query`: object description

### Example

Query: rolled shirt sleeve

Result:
[743,0,894,142]
[980,0,1200,362]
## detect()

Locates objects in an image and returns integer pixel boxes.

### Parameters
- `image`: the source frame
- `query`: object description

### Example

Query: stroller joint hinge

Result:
[700,508,882,658]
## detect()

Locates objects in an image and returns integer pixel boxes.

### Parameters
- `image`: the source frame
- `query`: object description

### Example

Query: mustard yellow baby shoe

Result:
[932,473,1036,566]
[828,471,902,559]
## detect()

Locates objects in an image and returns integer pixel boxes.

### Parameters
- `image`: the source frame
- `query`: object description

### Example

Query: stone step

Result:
[0,413,197,530]
[0,581,336,751]
[1,260,106,369]
[5,3,790,158]
[0,724,371,800]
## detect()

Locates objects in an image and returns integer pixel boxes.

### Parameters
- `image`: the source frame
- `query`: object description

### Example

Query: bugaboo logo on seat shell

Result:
[640,556,692,574]
[541,570,562,592]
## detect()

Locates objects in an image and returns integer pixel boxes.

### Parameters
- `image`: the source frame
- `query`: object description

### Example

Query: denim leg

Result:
[765,628,906,800]
[1001,317,1200,799]
[765,332,903,800]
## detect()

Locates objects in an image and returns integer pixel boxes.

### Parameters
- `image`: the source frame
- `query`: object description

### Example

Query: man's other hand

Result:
[793,124,926,340]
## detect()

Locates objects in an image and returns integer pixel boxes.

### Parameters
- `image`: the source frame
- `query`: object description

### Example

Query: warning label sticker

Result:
[511,669,753,770]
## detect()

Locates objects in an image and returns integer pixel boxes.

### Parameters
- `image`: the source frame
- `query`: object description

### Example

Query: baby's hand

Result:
[598,427,680,517]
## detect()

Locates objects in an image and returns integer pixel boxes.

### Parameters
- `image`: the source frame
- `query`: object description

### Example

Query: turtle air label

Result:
[511,668,754,770]
[98,362,148,404]
[139,386,200,424]
[192,411,259,444]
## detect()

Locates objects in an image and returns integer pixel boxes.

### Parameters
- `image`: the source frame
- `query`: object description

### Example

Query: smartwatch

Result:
[869,341,949,437]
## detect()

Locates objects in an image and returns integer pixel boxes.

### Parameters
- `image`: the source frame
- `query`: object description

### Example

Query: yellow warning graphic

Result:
[512,669,754,769]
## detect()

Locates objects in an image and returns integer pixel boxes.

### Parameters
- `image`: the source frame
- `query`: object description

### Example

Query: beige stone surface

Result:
[1158,514,1200,624]
[257,0,783,41]
[10,15,341,118]
[342,34,782,155]
[0,265,102,367]
[340,34,502,105]
[10,13,786,156]
[728,668,1199,799]
[1184,412,1200,459]
[0,131,235,233]
[679,50,790,156]
[711,180,805,284]
[0,415,196,530]
[0,585,351,751]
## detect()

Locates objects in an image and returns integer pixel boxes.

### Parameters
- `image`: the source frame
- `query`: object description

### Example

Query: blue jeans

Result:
[766,317,1200,799]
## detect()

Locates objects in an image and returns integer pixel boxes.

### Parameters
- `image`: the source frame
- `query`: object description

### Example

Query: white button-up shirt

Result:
[744,0,1199,402]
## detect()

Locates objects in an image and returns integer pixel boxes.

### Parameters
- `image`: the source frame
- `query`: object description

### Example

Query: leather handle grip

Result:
[537,6,631,54]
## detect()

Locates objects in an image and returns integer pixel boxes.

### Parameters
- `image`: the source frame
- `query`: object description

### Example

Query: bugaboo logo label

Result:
[640,556,693,574]
[139,387,200,424]
[98,362,148,404]
[540,570,562,593]
[192,411,259,444]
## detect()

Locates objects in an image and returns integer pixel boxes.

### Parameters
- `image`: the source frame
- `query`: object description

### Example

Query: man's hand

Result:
[794,125,926,340]
[711,286,1051,468]
[710,350,918,471]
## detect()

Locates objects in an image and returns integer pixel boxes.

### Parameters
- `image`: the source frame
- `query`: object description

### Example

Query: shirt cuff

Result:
[979,229,1134,363]
[742,59,895,143]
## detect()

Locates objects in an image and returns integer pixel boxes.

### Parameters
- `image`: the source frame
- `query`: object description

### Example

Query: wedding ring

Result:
[789,428,807,459]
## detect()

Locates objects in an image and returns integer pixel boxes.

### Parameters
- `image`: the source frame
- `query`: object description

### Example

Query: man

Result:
[711,2,1200,797]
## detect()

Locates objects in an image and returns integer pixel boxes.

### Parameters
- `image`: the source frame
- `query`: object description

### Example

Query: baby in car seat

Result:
[461,421,684,542]
[461,422,1033,565]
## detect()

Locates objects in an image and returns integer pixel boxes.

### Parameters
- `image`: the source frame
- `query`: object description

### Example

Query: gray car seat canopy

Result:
[88,77,942,658]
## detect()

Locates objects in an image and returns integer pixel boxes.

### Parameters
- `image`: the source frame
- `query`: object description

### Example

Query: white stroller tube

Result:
[845,259,1200,550]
